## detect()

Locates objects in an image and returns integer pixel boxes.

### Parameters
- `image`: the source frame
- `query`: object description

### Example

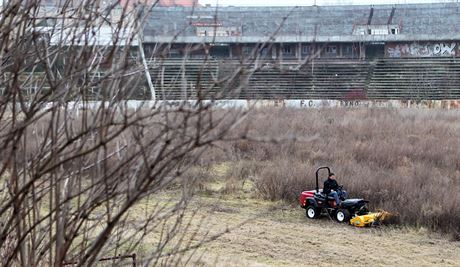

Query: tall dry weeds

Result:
[212,108,460,234]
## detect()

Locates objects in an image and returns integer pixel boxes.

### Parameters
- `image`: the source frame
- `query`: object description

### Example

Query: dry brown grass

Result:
[141,190,460,266]
[207,108,460,235]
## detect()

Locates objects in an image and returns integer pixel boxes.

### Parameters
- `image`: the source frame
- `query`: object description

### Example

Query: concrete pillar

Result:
[359,43,365,60]
[271,44,277,59]
[298,43,302,62]
[314,43,320,59]
[278,43,283,62]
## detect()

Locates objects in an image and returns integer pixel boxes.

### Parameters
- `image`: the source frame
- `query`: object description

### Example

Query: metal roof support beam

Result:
[367,7,374,25]
[388,7,396,25]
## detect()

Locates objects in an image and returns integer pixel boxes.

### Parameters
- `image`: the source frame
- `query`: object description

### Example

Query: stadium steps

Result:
[11,57,460,101]
[223,60,369,100]
[149,59,370,100]
[4,72,131,101]
[149,59,220,100]
[367,57,460,100]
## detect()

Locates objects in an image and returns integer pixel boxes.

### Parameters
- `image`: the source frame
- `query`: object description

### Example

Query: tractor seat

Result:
[314,192,336,201]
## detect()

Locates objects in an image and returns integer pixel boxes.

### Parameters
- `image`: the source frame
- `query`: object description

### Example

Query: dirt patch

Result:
[178,195,460,266]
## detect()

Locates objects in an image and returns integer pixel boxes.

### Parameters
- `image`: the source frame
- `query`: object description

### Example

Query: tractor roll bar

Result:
[315,166,331,193]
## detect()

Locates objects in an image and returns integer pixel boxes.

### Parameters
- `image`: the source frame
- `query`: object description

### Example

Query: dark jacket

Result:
[323,178,339,194]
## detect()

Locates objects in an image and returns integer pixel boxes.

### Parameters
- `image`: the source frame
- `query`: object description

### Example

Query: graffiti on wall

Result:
[386,42,457,58]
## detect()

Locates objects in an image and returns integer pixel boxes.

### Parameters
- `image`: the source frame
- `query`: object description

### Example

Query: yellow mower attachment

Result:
[350,211,391,227]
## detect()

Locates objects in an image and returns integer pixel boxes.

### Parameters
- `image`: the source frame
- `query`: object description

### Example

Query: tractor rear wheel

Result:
[335,209,351,223]
[306,206,320,219]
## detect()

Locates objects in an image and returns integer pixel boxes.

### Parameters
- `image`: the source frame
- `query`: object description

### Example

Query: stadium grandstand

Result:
[6,1,460,105]
[142,2,460,102]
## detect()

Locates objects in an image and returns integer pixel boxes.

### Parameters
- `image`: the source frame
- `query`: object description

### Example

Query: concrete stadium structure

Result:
[141,3,460,102]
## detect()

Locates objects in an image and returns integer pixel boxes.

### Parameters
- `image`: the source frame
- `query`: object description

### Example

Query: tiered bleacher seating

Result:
[149,59,219,100]
[242,61,369,99]
[147,59,369,100]
[9,57,460,101]
[148,58,460,100]
[367,57,460,100]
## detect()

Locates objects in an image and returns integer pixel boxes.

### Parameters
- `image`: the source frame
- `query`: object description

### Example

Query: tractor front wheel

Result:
[306,206,320,219]
[335,209,351,223]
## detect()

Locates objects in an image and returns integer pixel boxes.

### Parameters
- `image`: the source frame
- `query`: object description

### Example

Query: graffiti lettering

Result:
[387,46,401,58]
[387,42,457,58]
[444,43,456,54]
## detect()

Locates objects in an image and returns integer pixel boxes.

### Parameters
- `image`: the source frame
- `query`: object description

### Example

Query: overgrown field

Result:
[131,188,460,266]
[195,108,460,236]
[2,106,458,265]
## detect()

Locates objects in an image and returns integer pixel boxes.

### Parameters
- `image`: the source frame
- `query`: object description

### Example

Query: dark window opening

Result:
[326,46,337,54]
[260,47,268,56]
[243,46,252,56]
[344,46,353,54]
[282,45,293,55]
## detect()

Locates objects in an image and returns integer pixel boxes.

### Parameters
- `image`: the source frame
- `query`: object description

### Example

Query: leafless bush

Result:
[178,166,215,193]
[254,159,308,201]
[221,160,260,194]
[0,1,252,265]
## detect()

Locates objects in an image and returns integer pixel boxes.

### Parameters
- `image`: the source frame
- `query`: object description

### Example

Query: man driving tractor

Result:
[301,167,392,226]
[323,173,348,207]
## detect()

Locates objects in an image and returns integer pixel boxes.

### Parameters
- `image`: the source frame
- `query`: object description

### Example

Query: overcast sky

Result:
[200,0,458,6]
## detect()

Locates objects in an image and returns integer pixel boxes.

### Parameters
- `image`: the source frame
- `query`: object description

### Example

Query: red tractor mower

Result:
[299,167,389,226]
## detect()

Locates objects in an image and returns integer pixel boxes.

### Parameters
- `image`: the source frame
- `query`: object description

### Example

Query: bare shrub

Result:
[221,160,260,194]
[254,160,308,201]
[0,1,253,265]
[178,166,215,193]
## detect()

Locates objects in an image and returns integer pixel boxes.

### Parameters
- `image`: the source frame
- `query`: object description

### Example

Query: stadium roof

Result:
[143,3,460,43]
